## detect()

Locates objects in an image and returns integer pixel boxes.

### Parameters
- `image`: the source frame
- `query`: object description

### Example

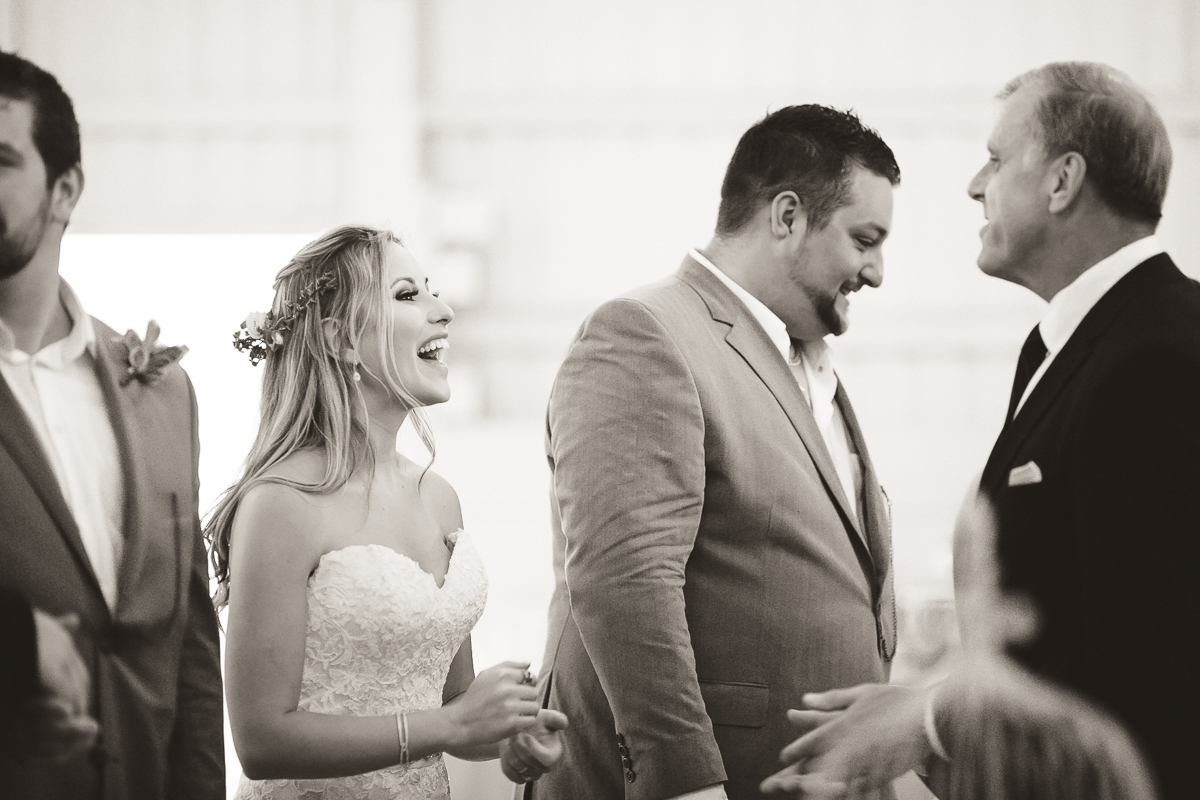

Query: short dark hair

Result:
[1001,62,1171,224]
[715,105,899,236]
[0,50,80,186]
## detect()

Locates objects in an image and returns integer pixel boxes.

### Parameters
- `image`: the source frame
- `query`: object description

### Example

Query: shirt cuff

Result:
[668,785,727,800]
[923,683,950,762]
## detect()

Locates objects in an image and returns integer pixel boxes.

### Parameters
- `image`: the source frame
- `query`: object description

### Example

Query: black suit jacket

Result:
[981,253,1200,800]
[0,318,224,799]
[0,587,37,708]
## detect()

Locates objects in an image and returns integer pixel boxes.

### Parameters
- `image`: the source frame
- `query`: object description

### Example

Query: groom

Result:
[0,52,224,797]
[534,105,901,799]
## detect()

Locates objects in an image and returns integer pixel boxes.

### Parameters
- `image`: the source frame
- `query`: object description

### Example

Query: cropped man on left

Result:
[0,51,224,799]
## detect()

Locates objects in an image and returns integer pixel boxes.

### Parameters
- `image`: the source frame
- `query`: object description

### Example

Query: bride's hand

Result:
[499,709,568,784]
[447,661,540,747]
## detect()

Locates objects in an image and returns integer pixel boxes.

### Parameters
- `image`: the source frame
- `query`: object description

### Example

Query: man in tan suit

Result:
[527,105,900,799]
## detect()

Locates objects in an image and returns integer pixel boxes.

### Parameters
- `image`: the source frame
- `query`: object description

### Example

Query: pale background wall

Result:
[2,1,1197,797]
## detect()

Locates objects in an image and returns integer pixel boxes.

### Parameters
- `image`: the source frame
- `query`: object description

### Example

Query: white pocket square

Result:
[1008,461,1043,487]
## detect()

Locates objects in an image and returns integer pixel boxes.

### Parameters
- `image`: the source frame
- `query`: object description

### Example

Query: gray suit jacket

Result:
[533,257,896,800]
[0,317,224,799]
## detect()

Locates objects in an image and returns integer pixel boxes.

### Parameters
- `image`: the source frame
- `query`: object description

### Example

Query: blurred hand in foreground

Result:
[499,707,569,784]
[760,683,930,798]
[27,610,99,761]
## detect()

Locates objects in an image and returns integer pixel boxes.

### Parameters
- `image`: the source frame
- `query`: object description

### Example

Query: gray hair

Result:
[1001,62,1172,224]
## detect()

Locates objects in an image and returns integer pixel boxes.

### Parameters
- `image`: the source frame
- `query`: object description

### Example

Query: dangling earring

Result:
[343,348,361,382]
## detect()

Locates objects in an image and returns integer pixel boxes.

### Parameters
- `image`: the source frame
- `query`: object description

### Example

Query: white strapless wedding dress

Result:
[235,530,487,800]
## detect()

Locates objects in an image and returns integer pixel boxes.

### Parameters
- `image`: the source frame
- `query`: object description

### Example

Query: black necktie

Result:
[1006,325,1048,423]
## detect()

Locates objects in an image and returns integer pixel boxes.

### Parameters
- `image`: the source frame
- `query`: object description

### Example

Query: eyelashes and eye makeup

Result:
[392,278,440,301]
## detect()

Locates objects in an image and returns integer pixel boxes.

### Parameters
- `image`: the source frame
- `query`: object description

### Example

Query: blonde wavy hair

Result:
[205,225,436,610]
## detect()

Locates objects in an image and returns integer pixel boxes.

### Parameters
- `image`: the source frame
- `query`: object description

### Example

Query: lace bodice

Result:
[235,530,487,800]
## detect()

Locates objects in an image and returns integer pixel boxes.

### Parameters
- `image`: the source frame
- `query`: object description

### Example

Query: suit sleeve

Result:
[167,376,225,799]
[548,298,725,797]
[1071,344,1200,794]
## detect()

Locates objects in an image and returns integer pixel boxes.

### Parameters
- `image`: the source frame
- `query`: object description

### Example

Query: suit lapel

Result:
[0,368,109,603]
[91,320,185,633]
[838,387,897,657]
[835,384,886,580]
[678,258,869,553]
[90,327,140,571]
[984,330,1094,482]
[983,255,1173,484]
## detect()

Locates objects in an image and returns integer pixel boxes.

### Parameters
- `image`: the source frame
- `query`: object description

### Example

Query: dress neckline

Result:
[317,528,466,590]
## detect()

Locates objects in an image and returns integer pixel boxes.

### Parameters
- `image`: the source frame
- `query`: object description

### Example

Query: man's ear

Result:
[1046,152,1087,214]
[770,191,808,240]
[49,164,84,226]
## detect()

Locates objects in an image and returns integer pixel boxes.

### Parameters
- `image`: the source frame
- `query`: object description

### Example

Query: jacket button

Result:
[625,769,636,783]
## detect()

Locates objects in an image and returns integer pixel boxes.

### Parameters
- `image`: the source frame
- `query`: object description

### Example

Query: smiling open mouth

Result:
[418,338,448,364]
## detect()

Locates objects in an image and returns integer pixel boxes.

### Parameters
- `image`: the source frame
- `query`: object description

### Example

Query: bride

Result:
[205,225,565,798]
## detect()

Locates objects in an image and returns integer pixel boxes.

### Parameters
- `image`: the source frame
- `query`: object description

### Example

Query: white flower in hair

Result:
[242,311,270,340]
[234,270,338,366]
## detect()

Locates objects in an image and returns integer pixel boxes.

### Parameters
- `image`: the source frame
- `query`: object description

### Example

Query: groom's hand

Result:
[499,708,568,784]
[761,683,929,798]
[27,610,99,761]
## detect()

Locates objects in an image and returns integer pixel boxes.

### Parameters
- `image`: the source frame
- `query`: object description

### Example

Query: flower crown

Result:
[233,270,337,365]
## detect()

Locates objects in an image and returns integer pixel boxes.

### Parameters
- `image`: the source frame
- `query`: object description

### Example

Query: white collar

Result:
[689,248,792,363]
[1039,235,1164,355]
[689,249,837,419]
[0,278,96,366]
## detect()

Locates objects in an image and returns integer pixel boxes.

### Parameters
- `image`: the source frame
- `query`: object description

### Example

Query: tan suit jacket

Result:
[0,318,223,799]
[532,257,895,800]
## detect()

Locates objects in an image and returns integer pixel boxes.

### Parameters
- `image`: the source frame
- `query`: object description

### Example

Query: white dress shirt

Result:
[691,249,861,523]
[1016,235,1165,416]
[0,280,124,608]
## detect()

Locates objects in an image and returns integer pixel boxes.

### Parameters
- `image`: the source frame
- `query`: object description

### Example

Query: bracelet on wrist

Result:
[395,712,410,772]
[923,684,950,762]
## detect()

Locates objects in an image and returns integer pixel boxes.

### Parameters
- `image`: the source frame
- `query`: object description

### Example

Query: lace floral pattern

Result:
[235,530,487,800]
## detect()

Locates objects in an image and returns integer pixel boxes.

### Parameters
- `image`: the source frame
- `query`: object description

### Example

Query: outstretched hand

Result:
[499,708,569,784]
[760,683,930,798]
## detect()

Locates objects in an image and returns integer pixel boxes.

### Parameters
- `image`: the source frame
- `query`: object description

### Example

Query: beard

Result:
[805,282,853,337]
[0,191,52,280]
[814,292,846,336]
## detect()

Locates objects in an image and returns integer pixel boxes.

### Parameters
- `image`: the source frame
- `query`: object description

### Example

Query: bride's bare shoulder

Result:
[234,450,362,542]
[259,448,336,485]
[419,469,464,535]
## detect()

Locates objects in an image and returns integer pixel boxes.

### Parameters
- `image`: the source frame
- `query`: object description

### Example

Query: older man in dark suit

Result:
[766,62,1199,800]
[0,51,224,799]
[519,106,900,800]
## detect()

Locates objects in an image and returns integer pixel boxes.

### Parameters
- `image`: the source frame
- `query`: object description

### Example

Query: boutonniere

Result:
[117,321,188,386]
